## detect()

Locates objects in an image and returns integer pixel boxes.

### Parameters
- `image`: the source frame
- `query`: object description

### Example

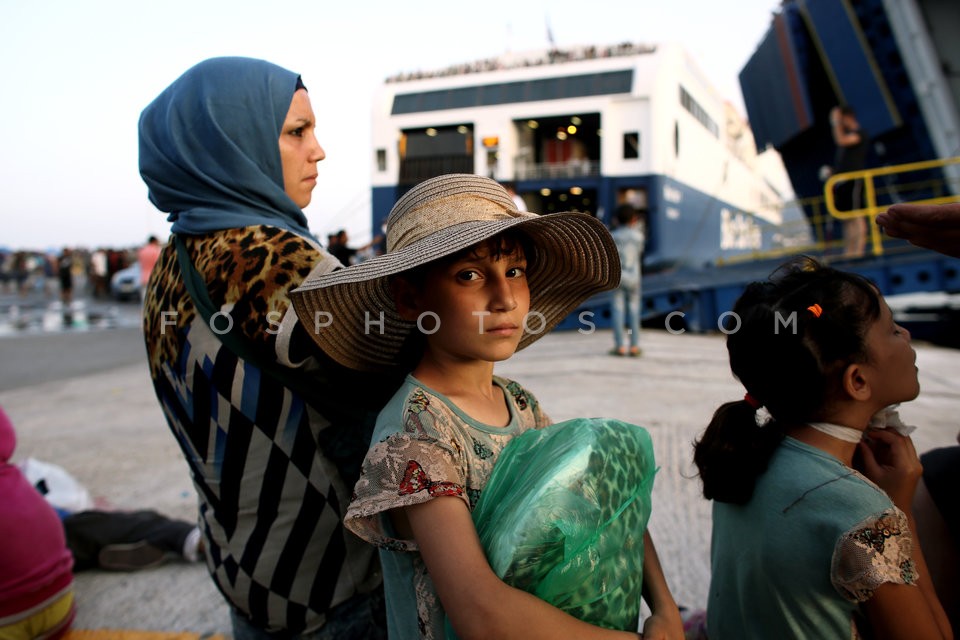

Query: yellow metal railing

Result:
[716,157,960,267]
[825,156,960,257]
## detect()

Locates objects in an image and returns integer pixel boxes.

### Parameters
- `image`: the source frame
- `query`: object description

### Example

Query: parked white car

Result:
[110,263,141,301]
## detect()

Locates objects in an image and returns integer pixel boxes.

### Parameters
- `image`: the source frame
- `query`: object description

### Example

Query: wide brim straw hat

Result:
[291,174,620,372]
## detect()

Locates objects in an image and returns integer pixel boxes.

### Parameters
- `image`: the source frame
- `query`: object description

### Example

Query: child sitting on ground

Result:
[693,257,953,639]
[0,405,76,639]
[292,174,685,639]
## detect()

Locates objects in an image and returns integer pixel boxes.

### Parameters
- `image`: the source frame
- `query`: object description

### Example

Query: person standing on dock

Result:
[609,203,645,357]
[136,235,161,302]
[830,105,869,258]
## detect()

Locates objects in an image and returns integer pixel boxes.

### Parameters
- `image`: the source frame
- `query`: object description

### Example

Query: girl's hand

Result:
[640,611,685,640]
[408,497,643,638]
[857,428,923,508]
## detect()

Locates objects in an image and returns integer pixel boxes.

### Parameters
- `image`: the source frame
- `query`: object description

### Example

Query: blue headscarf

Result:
[139,57,315,239]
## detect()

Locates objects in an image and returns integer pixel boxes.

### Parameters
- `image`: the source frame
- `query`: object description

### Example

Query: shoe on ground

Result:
[182,526,204,563]
[608,347,627,356]
[629,347,642,357]
[98,541,166,571]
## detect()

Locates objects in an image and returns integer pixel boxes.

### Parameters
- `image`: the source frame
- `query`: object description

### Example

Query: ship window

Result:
[564,75,587,97]
[448,88,475,110]
[623,132,640,159]
[486,149,499,175]
[390,70,633,115]
[503,82,526,102]
[529,78,556,101]
[679,86,719,138]
[376,149,387,172]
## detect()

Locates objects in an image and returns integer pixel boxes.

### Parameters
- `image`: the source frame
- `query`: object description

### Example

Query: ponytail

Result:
[695,256,884,504]
[693,398,784,504]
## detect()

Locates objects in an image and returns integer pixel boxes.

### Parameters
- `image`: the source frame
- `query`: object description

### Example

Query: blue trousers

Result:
[611,285,641,350]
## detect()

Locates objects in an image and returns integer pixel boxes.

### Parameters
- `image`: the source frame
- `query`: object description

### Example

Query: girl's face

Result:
[278,89,326,208]
[859,299,919,407]
[412,241,531,366]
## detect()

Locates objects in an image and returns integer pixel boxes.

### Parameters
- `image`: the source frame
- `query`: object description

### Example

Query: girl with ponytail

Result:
[693,257,952,639]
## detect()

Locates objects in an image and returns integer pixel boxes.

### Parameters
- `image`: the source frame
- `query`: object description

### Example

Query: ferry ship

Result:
[367,12,960,337]
[369,42,797,273]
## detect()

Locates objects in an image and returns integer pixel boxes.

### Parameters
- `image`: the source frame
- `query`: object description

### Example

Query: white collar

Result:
[807,422,864,443]
[807,405,916,443]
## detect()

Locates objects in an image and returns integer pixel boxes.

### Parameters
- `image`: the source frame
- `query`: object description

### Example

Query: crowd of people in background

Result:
[0,246,138,300]
[385,41,656,84]
[0,229,389,304]
[326,228,385,266]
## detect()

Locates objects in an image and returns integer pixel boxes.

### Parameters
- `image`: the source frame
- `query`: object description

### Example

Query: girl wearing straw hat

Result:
[291,174,684,639]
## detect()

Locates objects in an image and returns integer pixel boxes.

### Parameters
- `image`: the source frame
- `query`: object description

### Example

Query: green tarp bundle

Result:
[470,417,657,632]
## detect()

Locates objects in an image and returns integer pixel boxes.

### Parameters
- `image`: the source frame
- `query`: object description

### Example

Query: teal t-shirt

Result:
[707,437,917,639]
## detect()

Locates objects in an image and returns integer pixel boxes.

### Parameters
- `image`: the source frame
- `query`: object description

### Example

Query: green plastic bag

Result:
[470,417,657,631]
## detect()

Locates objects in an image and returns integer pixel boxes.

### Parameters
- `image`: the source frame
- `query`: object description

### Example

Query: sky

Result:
[0,0,783,251]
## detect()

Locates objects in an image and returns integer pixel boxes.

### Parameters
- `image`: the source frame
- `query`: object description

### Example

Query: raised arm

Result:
[405,496,642,640]
[830,106,861,147]
[638,531,685,640]
[858,429,954,639]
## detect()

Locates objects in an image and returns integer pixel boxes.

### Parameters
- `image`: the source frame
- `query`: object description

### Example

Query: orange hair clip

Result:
[807,303,823,318]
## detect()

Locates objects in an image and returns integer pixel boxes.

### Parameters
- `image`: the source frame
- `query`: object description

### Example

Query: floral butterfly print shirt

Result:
[344,374,550,639]
[345,374,550,544]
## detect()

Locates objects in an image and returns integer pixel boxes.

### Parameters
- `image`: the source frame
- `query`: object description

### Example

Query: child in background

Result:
[0,405,76,639]
[693,257,952,639]
[292,174,684,639]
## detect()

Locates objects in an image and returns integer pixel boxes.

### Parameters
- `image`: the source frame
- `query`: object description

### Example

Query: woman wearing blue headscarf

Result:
[139,57,397,638]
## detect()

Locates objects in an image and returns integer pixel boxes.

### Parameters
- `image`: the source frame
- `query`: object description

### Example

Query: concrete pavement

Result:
[2,326,959,635]
[0,289,145,391]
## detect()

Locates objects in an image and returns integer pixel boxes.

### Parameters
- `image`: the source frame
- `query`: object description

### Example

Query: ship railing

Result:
[716,159,960,267]
[825,156,960,257]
